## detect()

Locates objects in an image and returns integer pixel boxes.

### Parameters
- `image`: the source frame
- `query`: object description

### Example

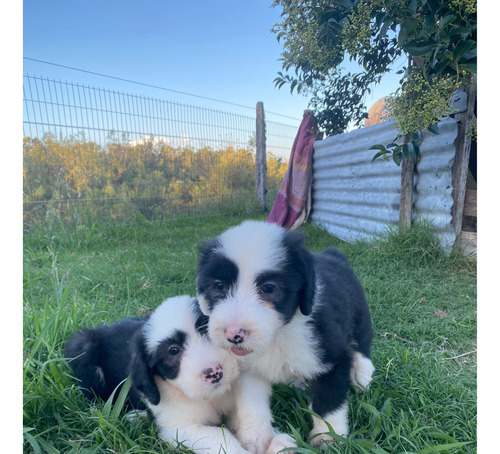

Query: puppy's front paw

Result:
[123,409,148,422]
[237,427,274,454]
[350,352,375,392]
[309,403,348,448]
[309,432,333,449]
[265,433,297,454]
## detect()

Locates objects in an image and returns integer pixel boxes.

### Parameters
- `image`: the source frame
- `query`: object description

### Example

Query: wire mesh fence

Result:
[23,74,299,227]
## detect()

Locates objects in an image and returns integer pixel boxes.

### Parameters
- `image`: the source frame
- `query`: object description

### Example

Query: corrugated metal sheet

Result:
[311,119,459,251]
[414,119,458,250]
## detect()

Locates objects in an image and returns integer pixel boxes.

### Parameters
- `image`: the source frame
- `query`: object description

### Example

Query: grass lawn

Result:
[23,213,477,453]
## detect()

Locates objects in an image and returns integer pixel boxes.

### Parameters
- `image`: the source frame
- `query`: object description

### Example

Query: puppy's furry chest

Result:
[151,383,237,429]
[243,317,328,383]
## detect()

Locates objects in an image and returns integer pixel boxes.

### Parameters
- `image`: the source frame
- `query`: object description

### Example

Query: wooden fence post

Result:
[399,55,416,230]
[451,79,477,240]
[399,153,415,230]
[256,101,268,211]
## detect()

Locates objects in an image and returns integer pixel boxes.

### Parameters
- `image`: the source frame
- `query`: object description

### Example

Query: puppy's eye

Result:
[261,283,276,294]
[213,281,225,292]
[168,346,180,356]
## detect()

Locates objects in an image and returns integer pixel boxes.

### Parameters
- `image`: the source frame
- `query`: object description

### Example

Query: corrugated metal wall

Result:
[414,119,458,250]
[311,118,459,251]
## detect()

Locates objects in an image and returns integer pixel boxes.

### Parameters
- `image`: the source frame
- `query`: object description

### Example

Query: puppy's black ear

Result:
[129,331,161,406]
[197,239,220,269]
[196,239,220,298]
[192,298,210,337]
[284,230,316,316]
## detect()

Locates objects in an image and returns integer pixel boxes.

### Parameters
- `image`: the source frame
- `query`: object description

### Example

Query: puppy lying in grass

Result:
[65,295,295,454]
[65,296,245,453]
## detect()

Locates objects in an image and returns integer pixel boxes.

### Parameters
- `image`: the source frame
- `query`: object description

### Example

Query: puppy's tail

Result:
[64,329,109,401]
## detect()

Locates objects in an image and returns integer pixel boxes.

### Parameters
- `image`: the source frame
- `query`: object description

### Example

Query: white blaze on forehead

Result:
[217,221,286,276]
[143,295,196,353]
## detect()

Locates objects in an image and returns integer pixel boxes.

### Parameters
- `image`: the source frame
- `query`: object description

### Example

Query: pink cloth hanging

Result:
[267,111,318,229]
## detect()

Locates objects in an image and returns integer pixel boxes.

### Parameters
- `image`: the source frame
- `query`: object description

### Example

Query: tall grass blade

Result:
[111,376,132,419]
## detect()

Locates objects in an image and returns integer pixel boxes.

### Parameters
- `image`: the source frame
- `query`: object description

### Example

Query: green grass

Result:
[23,214,476,453]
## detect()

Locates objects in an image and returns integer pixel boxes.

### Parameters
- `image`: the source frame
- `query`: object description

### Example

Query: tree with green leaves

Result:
[272,0,477,164]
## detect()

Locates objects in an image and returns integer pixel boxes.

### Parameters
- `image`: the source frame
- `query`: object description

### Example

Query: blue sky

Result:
[23,0,404,125]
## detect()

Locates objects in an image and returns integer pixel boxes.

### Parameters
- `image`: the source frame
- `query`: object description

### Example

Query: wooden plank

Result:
[451,78,477,237]
[457,231,477,257]
[463,189,477,217]
[399,155,414,229]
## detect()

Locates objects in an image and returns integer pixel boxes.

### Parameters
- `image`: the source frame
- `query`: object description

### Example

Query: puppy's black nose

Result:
[228,335,243,344]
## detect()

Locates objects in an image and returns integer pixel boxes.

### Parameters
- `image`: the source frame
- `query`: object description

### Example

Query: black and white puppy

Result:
[65,296,253,454]
[64,316,146,409]
[196,221,375,452]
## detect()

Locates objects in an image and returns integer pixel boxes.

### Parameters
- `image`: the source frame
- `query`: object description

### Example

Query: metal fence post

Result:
[256,101,268,211]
